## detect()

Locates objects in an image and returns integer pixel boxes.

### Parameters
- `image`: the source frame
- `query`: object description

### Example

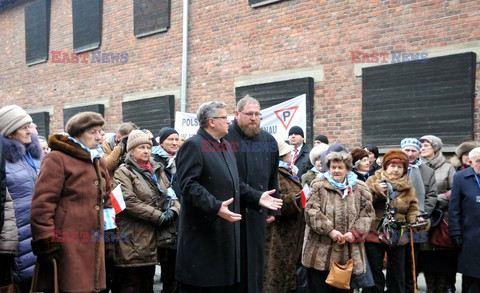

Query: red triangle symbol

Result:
[274,106,299,130]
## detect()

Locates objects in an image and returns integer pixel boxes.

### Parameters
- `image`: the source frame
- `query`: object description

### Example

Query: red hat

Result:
[382,149,408,174]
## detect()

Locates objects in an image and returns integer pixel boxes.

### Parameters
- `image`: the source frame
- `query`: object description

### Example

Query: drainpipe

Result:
[180,0,189,112]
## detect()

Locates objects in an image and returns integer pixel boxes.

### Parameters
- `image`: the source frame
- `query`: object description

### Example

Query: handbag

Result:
[430,218,455,248]
[350,254,374,289]
[30,258,59,293]
[325,243,354,290]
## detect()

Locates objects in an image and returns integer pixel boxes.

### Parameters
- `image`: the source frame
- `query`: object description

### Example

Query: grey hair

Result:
[236,95,260,112]
[468,147,480,161]
[325,151,353,170]
[197,101,227,128]
[118,122,138,136]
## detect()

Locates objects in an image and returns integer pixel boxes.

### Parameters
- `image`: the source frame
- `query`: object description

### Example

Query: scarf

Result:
[151,146,176,172]
[68,137,104,162]
[310,166,321,174]
[279,160,291,170]
[408,158,422,169]
[135,159,153,174]
[320,171,358,198]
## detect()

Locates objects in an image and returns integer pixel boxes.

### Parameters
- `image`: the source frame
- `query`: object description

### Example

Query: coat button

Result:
[95,205,100,211]
[94,180,99,186]
[93,231,99,237]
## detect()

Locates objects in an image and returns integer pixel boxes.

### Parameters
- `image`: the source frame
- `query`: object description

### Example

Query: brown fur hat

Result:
[66,112,105,138]
[455,141,480,159]
[350,148,369,167]
[382,149,409,174]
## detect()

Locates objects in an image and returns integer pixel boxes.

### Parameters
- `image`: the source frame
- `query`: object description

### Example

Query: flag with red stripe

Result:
[110,185,126,215]
[299,184,309,208]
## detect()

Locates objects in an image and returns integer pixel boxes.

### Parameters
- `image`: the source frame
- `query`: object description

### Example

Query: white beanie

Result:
[0,105,33,136]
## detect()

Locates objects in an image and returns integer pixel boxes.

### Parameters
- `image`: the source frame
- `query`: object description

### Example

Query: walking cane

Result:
[30,258,59,293]
[409,226,417,293]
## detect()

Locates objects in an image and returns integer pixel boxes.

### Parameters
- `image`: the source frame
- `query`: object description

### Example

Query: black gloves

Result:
[37,250,59,264]
[157,209,177,227]
[450,236,463,249]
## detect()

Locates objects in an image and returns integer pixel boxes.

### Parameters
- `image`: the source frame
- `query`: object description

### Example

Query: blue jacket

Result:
[2,135,42,282]
[448,167,480,278]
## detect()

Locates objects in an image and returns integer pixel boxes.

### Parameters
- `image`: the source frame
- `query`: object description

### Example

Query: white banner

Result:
[174,94,307,141]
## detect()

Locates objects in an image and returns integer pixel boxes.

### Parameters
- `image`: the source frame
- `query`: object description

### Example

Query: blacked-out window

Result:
[63,104,105,128]
[249,0,284,8]
[133,0,170,38]
[362,52,476,148]
[122,96,175,135]
[235,77,314,144]
[72,0,102,53]
[30,112,50,138]
[25,0,50,66]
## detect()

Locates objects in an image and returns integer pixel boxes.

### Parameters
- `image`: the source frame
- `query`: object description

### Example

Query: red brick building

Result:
[0,0,478,151]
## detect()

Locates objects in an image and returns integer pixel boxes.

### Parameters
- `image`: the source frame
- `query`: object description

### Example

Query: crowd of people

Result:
[0,98,479,293]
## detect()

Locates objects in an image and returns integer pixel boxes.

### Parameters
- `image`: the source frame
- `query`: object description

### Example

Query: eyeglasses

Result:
[240,112,262,119]
[211,116,228,120]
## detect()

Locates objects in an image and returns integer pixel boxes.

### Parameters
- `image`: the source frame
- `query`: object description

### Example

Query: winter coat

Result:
[423,153,455,211]
[0,138,5,232]
[294,143,311,178]
[366,170,420,245]
[113,154,179,267]
[30,134,111,292]
[448,167,480,278]
[353,169,370,182]
[302,177,375,275]
[0,191,18,254]
[2,135,42,282]
[409,163,438,214]
[224,120,279,293]
[301,168,319,187]
[102,139,126,187]
[264,167,304,292]
[175,128,263,287]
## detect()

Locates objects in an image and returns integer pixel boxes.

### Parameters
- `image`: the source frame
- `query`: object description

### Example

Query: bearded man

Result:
[224,95,280,293]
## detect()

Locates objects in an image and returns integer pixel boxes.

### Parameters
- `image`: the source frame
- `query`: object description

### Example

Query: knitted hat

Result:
[382,149,409,174]
[363,144,379,159]
[0,105,33,136]
[420,135,443,153]
[455,141,480,159]
[66,112,105,138]
[127,129,152,152]
[314,134,329,145]
[278,140,293,157]
[158,127,178,145]
[288,126,304,138]
[350,148,369,167]
[400,138,421,151]
[309,143,329,165]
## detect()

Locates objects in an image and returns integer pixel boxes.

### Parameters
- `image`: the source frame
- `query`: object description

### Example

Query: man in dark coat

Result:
[449,147,480,292]
[224,96,279,293]
[288,126,310,177]
[175,101,282,292]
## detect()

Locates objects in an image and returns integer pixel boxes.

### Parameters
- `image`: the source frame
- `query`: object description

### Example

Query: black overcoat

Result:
[224,121,279,293]
[175,128,262,287]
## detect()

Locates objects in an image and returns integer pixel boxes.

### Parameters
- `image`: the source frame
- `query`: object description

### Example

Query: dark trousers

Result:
[404,243,419,293]
[178,282,239,293]
[0,254,14,287]
[158,247,178,293]
[363,242,406,293]
[111,265,155,293]
[462,275,480,293]
[306,268,352,293]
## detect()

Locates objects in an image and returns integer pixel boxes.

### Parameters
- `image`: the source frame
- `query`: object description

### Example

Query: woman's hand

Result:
[378,182,388,192]
[328,229,344,242]
[343,232,355,243]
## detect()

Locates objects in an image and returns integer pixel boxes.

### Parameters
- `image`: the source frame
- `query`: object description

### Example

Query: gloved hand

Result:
[451,236,463,249]
[37,250,59,264]
[157,209,177,227]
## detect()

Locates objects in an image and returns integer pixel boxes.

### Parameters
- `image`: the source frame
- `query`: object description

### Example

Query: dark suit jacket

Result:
[294,143,311,178]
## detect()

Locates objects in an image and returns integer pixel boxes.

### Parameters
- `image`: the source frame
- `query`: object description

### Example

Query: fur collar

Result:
[49,134,91,162]
[376,169,413,191]
[2,134,42,163]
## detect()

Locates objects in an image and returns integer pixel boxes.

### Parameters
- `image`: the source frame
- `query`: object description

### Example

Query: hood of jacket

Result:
[2,134,42,163]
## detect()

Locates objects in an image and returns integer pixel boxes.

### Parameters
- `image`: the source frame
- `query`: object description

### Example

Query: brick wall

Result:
[0,0,479,149]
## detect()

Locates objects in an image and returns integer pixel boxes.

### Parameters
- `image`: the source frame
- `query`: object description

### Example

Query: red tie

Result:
[293,148,299,164]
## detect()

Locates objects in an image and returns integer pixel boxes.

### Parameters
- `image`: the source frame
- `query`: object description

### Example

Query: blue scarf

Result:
[279,160,291,170]
[320,171,358,191]
[68,137,104,162]
[151,146,175,170]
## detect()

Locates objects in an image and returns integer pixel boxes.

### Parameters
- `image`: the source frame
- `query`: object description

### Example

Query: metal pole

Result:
[180,0,189,113]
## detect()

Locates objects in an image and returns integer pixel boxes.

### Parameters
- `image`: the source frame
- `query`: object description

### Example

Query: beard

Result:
[238,120,260,138]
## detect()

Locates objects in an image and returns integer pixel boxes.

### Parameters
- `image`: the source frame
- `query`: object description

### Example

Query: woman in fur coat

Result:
[302,151,375,293]
[364,149,423,293]
[0,105,41,292]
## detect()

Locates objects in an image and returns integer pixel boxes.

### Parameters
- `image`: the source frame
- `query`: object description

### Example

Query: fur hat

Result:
[314,134,329,145]
[420,135,443,153]
[455,141,480,159]
[158,127,178,145]
[382,149,409,174]
[0,105,33,136]
[288,126,304,138]
[309,143,329,165]
[350,148,369,167]
[278,140,293,157]
[401,138,421,151]
[66,112,105,138]
[127,130,152,152]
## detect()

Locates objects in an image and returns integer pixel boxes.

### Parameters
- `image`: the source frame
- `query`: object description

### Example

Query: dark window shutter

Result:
[30,112,50,138]
[72,0,102,53]
[63,104,105,128]
[25,0,50,66]
[362,52,476,148]
[249,0,284,8]
[235,77,314,144]
[122,96,175,136]
[133,0,170,38]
